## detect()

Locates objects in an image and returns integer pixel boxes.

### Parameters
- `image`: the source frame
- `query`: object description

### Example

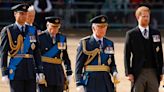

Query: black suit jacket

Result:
[124,26,163,83]
[0,23,43,80]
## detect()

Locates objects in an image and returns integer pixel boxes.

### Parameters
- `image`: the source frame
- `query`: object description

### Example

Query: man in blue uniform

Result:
[38,16,73,92]
[0,4,45,92]
[75,15,119,92]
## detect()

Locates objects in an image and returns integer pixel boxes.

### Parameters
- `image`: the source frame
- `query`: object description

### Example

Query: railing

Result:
[0,1,164,30]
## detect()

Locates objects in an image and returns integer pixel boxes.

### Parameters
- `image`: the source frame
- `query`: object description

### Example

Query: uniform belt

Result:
[85,65,110,72]
[41,56,62,64]
[13,54,33,58]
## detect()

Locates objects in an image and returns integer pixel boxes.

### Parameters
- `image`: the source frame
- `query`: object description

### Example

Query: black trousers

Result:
[39,84,64,92]
[10,79,36,92]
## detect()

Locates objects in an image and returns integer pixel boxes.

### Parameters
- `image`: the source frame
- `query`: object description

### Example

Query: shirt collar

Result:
[93,34,103,42]
[25,22,32,26]
[138,25,149,33]
[15,22,25,31]
[46,30,56,38]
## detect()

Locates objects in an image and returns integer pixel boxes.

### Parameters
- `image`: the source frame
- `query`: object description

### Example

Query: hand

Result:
[2,75,9,84]
[113,72,120,84]
[37,73,47,87]
[67,75,72,84]
[126,74,134,82]
[76,85,85,92]
[160,74,163,81]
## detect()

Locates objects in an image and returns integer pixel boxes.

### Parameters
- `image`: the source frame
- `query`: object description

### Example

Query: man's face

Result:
[47,23,60,35]
[137,11,150,27]
[93,24,108,39]
[14,11,27,25]
[26,11,35,24]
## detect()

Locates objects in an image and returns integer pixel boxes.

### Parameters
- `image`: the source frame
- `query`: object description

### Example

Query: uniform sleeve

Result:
[75,40,87,86]
[0,27,9,76]
[109,42,118,75]
[63,37,72,76]
[33,30,43,73]
[124,32,132,76]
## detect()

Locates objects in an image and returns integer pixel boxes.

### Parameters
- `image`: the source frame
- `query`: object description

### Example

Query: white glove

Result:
[76,85,85,92]
[2,75,9,84]
[36,73,39,83]
[37,73,47,87]
[67,75,72,84]
[113,72,120,84]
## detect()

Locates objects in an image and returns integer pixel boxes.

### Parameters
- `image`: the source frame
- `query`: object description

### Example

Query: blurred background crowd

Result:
[0,0,164,31]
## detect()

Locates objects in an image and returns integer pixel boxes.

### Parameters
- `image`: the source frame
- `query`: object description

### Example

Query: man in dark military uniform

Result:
[0,4,46,92]
[38,17,73,92]
[75,15,119,92]
[124,6,163,92]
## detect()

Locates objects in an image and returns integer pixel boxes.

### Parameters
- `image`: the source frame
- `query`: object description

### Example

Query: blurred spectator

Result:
[26,5,42,34]
[34,0,52,30]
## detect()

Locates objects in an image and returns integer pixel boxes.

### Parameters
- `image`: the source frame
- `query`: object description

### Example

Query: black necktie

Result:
[21,26,25,37]
[98,40,102,48]
[144,29,147,36]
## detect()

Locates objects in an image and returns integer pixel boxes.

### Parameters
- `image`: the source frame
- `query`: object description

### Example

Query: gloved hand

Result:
[2,75,9,84]
[113,72,120,84]
[76,85,85,92]
[36,73,47,87]
[67,75,72,84]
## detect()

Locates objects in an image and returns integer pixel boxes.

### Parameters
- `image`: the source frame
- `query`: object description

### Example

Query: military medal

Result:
[9,69,13,74]
[104,46,114,54]
[152,35,160,42]
[29,35,36,42]
[58,42,66,50]
[31,43,36,50]
[156,46,160,52]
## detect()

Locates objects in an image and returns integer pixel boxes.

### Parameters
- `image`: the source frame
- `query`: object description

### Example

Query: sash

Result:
[8,26,35,80]
[43,35,65,58]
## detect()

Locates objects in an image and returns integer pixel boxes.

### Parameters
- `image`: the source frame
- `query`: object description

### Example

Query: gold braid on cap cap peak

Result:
[6,27,23,57]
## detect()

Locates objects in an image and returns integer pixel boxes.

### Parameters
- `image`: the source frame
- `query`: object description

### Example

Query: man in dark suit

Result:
[0,4,46,92]
[124,6,163,92]
[38,16,72,92]
[75,15,119,92]
[26,5,42,34]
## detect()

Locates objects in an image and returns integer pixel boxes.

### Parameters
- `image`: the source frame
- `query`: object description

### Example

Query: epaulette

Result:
[80,36,91,41]
[104,36,113,42]
[38,31,47,36]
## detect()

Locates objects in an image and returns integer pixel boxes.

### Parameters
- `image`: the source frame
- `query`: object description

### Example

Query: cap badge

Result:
[101,17,105,22]
[55,19,59,23]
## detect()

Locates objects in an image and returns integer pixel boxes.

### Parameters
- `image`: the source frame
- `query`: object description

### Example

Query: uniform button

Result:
[45,48,48,50]
[14,41,17,43]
